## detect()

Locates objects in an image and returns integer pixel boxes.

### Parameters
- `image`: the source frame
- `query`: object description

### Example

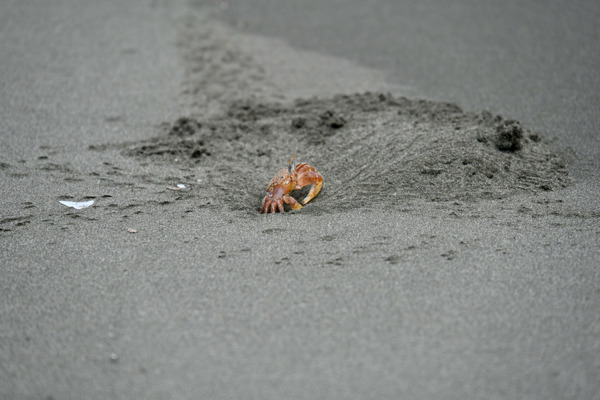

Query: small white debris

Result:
[59,200,94,209]
[128,228,137,233]
[168,184,187,191]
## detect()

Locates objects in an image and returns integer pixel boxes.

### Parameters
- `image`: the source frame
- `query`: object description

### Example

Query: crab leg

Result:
[283,194,303,211]
[260,199,273,213]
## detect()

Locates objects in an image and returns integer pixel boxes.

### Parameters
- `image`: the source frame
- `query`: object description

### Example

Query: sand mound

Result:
[122,92,571,213]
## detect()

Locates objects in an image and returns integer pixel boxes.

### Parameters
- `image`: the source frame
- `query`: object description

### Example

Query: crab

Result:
[260,155,323,214]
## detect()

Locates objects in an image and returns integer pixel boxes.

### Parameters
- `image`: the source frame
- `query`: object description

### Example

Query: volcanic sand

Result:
[2,2,599,400]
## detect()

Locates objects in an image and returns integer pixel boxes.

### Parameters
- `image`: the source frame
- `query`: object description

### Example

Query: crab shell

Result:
[259,158,323,214]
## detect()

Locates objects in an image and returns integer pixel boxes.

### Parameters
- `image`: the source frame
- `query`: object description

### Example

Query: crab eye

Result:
[287,154,296,174]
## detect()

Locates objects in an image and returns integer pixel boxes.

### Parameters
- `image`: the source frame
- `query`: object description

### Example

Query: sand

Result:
[1,1,599,399]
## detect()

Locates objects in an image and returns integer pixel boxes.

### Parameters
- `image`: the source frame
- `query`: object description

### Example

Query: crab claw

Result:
[294,163,323,206]
[301,174,323,205]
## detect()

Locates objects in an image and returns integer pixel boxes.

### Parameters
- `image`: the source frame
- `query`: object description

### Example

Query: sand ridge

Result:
[116,92,571,214]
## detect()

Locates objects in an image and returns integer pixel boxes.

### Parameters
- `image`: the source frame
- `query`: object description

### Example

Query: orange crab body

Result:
[260,156,323,214]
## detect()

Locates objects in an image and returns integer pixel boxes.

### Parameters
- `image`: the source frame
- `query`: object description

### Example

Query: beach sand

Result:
[1,1,599,399]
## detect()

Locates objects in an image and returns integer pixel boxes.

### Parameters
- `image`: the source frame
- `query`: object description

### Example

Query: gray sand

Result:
[1,1,599,399]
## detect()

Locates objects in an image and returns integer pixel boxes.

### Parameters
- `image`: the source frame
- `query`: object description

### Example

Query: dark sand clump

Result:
[121,92,571,214]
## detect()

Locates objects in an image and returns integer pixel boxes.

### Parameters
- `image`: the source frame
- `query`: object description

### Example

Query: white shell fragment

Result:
[59,200,94,209]
[168,184,187,191]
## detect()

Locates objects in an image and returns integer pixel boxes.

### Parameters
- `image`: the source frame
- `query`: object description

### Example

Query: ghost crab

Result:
[260,155,323,214]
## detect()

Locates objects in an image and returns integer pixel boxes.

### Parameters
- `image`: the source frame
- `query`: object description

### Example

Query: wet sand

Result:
[1,1,599,399]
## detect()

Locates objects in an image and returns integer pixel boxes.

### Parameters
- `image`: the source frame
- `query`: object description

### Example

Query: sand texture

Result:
[1,1,599,399]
